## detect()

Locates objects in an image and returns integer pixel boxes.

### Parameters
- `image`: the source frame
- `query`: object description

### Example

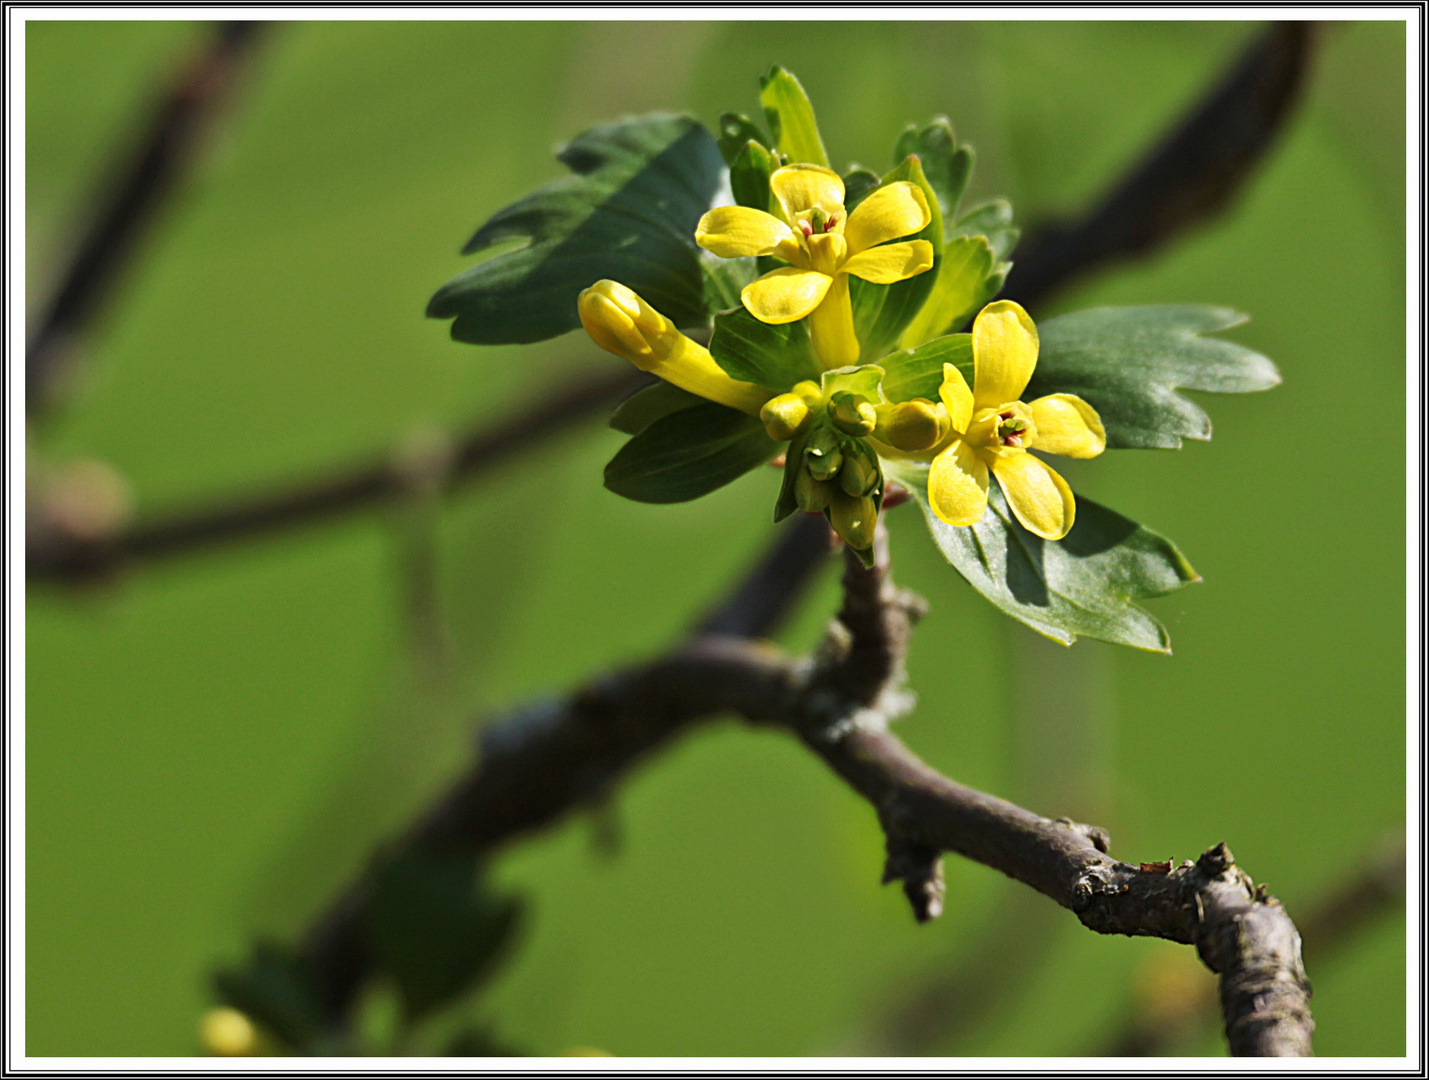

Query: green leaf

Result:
[897,235,1000,348]
[365,847,522,1023]
[729,140,776,212]
[701,250,756,313]
[609,380,703,435]
[1027,306,1281,449]
[822,364,886,403]
[428,114,725,344]
[894,462,1198,651]
[758,66,829,167]
[880,334,971,403]
[717,112,771,165]
[709,305,821,389]
[212,943,330,1051]
[774,429,808,522]
[842,167,881,212]
[949,198,1019,262]
[605,402,777,503]
[892,118,973,221]
[850,156,945,361]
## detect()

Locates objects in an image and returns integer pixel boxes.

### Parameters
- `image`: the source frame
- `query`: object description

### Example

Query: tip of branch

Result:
[1197,842,1235,877]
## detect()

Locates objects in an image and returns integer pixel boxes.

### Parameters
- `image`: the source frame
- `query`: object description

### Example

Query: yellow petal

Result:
[1028,394,1106,459]
[843,182,931,254]
[695,206,796,258]
[938,362,973,434]
[840,239,934,284]
[741,267,832,324]
[927,439,989,526]
[770,164,845,222]
[992,451,1075,540]
[971,300,1039,409]
[578,281,771,416]
[807,273,858,368]
[805,231,848,276]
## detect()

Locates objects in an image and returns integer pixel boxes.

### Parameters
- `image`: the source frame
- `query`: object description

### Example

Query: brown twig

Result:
[26,366,651,581]
[280,525,1312,1056]
[27,21,269,415]
[1007,21,1319,309]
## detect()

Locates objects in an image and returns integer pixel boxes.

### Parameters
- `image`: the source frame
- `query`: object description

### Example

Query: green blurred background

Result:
[25,19,1406,1057]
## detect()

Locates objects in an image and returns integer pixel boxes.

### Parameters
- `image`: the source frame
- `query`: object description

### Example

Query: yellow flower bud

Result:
[877,398,948,452]
[838,449,880,497]
[577,280,771,416]
[830,492,877,550]
[795,467,833,512]
[830,392,877,437]
[200,1007,260,1057]
[760,393,810,441]
[792,380,824,408]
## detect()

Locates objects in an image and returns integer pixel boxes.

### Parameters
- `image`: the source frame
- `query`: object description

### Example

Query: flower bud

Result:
[792,380,824,408]
[837,447,880,497]
[829,392,877,437]
[794,467,833,512]
[830,492,877,550]
[876,398,948,452]
[760,393,810,442]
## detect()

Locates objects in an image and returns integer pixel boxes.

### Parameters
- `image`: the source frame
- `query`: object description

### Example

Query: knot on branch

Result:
[882,832,945,923]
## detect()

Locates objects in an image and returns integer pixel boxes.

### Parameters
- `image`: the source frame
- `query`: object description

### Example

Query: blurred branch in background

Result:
[1104,829,1406,1057]
[1008,21,1319,309]
[218,523,1315,1056]
[27,21,1317,588]
[26,21,269,417]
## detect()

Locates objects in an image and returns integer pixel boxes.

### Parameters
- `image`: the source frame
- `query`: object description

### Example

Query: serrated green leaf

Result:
[898,235,1000,348]
[729,139,776,213]
[717,112,770,165]
[605,402,777,503]
[758,66,829,167]
[365,848,522,1024]
[428,114,724,344]
[892,118,974,221]
[709,305,821,389]
[850,156,945,361]
[892,462,1198,650]
[609,380,703,435]
[949,198,1019,262]
[821,364,886,403]
[1028,306,1281,449]
[880,334,971,403]
[842,167,880,212]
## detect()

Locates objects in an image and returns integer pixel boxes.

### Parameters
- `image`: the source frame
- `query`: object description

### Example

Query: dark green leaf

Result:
[898,235,1001,347]
[894,463,1198,650]
[365,847,522,1023]
[892,118,973,221]
[710,306,821,389]
[605,402,777,503]
[880,334,971,403]
[729,140,776,212]
[842,167,881,212]
[212,943,329,1051]
[774,430,808,522]
[428,114,724,344]
[717,112,770,165]
[949,198,1019,262]
[609,379,702,435]
[1028,306,1281,449]
[758,66,829,166]
[701,250,756,313]
[850,156,945,361]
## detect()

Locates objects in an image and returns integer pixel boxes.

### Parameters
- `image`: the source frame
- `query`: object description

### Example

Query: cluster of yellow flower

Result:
[578,160,1105,550]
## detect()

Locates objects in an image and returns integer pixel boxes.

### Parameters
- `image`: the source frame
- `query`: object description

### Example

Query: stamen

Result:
[823,215,838,233]
[799,220,814,238]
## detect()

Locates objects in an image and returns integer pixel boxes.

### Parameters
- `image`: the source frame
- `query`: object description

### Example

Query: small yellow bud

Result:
[578,281,661,367]
[838,451,879,497]
[760,393,810,441]
[830,493,877,550]
[829,392,877,437]
[795,467,833,512]
[877,399,948,452]
[792,380,824,407]
[200,1007,259,1057]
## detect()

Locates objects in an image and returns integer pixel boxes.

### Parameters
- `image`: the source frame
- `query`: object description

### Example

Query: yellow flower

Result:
[578,280,773,415]
[926,301,1105,540]
[694,164,934,369]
